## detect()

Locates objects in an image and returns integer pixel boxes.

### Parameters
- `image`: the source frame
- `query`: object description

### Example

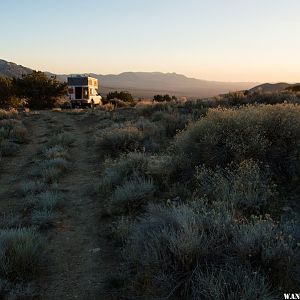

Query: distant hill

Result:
[0,59,32,78]
[250,82,300,93]
[0,58,259,98]
[58,72,258,99]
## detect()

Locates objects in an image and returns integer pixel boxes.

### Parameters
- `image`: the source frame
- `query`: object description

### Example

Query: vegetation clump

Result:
[97,101,300,299]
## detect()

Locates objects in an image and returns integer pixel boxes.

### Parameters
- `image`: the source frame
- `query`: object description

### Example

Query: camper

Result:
[67,76,102,108]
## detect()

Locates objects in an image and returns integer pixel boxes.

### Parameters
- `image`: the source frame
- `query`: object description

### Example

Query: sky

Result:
[1,0,299,83]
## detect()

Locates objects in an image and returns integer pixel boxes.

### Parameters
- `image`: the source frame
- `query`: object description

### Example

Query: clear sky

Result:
[1,0,299,82]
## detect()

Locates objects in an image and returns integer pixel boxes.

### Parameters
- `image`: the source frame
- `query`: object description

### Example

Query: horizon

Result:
[1,0,299,83]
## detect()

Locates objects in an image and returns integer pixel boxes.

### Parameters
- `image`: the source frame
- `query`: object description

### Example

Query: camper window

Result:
[83,87,89,99]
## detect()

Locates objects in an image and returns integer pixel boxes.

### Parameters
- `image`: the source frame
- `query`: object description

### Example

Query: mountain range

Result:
[1,58,290,99]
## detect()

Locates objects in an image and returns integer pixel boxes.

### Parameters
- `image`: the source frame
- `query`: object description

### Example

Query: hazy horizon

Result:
[1,0,299,83]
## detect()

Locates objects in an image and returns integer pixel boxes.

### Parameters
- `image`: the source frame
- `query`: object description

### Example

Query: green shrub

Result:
[0,228,43,281]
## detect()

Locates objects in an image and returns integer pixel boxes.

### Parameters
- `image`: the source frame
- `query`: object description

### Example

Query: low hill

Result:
[250,82,300,93]
[0,59,32,78]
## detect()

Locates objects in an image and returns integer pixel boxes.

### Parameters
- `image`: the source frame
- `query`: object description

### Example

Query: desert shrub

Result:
[175,104,300,184]
[0,119,27,143]
[19,180,46,196]
[0,140,19,156]
[233,217,300,290]
[151,111,189,137]
[98,152,178,201]
[109,216,131,244]
[37,191,62,210]
[0,279,38,300]
[40,166,63,183]
[195,160,274,213]
[34,157,69,183]
[136,101,175,116]
[0,213,22,230]
[31,209,57,229]
[39,157,69,171]
[190,264,274,300]
[43,145,69,160]
[0,118,27,159]
[121,203,233,298]
[99,152,149,196]
[95,126,144,158]
[0,228,43,281]
[0,109,18,120]
[109,177,155,215]
[46,132,75,148]
[119,202,299,298]
[248,91,300,105]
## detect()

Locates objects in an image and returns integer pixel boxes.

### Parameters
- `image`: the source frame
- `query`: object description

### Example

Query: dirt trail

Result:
[42,112,115,300]
[0,112,48,214]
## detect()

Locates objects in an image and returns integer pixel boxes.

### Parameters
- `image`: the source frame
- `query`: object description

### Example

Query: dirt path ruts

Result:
[42,112,114,300]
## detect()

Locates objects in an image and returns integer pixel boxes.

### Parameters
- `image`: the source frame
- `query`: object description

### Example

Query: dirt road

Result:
[40,111,115,299]
[0,111,115,299]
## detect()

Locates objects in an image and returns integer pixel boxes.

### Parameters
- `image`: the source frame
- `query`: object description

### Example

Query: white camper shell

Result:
[67,76,102,108]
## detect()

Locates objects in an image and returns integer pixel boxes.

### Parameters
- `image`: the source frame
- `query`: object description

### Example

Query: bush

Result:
[151,111,189,137]
[0,140,19,156]
[195,160,274,213]
[0,119,27,156]
[43,145,69,160]
[175,104,300,184]
[106,91,134,103]
[46,132,75,148]
[119,202,299,298]
[37,191,62,210]
[31,209,57,229]
[95,126,144,158]
[0,228,43,281]
[110,177,155,215]
[0,109,18,120]
[35,158,69,183]
[190,264,274,300]
[98,152,149,196]
[19,180,46,196]
[0,279,38,300]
